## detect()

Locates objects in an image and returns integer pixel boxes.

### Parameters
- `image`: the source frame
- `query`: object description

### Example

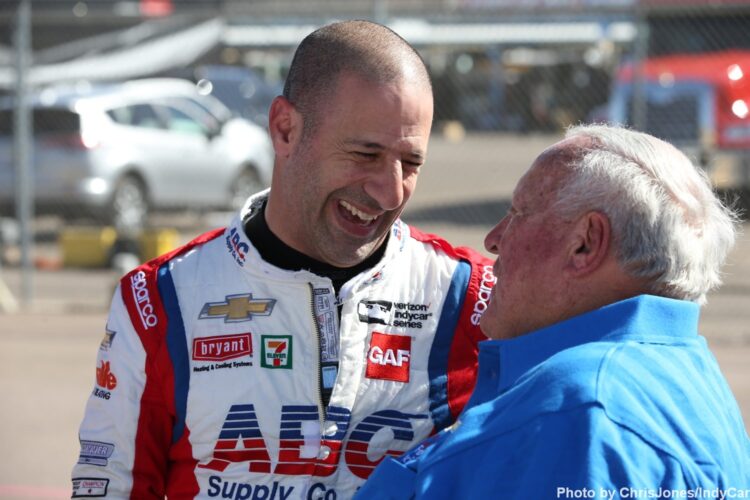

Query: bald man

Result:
[72,20,493,499]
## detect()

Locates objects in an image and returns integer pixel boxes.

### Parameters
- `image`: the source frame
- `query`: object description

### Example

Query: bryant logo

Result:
[193,333,252,361]
[366,332,411,383]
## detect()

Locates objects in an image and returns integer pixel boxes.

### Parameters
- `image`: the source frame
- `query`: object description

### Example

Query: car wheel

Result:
[231,167,263,211]
[111,175,148,231]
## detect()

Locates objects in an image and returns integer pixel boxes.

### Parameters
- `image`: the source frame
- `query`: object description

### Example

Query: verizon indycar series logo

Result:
[357,300,433,329]
[130,270,158,329]
[366,332,411,382]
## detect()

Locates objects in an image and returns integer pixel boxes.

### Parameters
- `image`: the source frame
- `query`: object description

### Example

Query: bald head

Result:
[283,20,432,133]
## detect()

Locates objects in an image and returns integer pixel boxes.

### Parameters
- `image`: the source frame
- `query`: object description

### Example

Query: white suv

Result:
[0,78,275,229]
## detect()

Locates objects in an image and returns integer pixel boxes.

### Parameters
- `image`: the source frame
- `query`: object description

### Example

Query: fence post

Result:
[14,0,34,307]
[631,6,649,132]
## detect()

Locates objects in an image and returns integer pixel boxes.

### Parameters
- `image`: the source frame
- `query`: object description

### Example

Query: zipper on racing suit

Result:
[308,283,326,423]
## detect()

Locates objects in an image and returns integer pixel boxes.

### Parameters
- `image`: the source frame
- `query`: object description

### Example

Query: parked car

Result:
[172,64,282,128]
[0,78,274,229]
[608,50,750,192]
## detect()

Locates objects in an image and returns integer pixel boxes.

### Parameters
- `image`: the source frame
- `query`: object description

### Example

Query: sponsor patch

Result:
[72,478,109,497]
[358,300,433,329]
[199,294,276,323]
[471,265,497,326]
[313,288,338,363]
[99,327,116,351]
[358,300,393,325]
[261,335,293,369]
[366,332,411,383]
[193,333,252,361]
[93,361,117,400]
[77,440,115,467]
[129,270,158,330]
[226,227,250,267]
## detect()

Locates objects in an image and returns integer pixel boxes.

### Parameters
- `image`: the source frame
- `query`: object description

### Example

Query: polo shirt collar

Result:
[474,294,700,399]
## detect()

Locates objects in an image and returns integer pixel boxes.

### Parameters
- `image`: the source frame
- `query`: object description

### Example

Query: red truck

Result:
[609,50,750,191]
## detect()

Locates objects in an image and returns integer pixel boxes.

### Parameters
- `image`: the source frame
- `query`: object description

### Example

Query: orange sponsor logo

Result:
[96,361,118,390]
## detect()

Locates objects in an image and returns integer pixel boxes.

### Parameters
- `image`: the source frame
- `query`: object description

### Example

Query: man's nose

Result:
[484,217,509,254]
[363,159,405,211]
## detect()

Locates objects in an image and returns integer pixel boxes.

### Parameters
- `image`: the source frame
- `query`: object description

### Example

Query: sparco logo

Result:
[471,265,496,326]
[130,271,158,329]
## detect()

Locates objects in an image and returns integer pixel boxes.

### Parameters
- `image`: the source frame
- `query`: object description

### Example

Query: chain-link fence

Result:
[1,0,749,304]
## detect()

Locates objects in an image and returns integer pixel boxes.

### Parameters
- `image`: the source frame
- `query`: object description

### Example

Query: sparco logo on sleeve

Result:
[471,265,497,326]
[366,332,411,383]
[130,271,158,329]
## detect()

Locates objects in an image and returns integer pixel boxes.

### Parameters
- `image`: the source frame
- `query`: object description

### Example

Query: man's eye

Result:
[355,152,377,160]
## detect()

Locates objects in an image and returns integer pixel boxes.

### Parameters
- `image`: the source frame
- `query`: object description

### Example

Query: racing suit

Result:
[72,192,495,499]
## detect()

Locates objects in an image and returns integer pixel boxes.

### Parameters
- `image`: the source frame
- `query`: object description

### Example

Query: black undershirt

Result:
[243,201,386,407]
[243,201,386,294]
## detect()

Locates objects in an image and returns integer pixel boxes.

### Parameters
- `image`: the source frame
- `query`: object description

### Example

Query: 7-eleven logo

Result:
[261,335,293,369]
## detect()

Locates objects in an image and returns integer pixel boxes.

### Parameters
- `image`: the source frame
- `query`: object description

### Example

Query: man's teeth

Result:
[340,200,378,222]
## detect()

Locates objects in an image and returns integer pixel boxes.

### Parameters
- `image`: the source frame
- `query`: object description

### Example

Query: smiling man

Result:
[72,20,494,499]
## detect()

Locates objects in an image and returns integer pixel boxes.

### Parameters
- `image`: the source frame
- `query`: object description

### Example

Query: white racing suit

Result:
[72,193,495,499]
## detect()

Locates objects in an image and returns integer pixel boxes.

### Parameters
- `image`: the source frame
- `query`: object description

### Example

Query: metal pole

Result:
[14,0,34,306]
[631,7,649,132]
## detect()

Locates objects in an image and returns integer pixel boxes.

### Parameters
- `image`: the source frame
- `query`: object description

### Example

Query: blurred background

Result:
[0,1,749,497]
[1,0,750,284]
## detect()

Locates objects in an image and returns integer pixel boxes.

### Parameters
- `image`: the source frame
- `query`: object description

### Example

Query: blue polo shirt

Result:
[356,295,750,499]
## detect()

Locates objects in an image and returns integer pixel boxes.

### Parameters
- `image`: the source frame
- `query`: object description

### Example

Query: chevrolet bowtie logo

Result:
[199,294,277,323]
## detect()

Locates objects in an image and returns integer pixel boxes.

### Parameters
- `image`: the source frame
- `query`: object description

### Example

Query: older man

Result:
[72,21,493,499]
[356,125,749,499]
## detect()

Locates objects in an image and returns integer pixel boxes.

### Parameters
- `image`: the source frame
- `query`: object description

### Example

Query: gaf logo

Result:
[261,335,293,369]
[193,333,252,362]
[130,270,158,329]
[366,332,411,383]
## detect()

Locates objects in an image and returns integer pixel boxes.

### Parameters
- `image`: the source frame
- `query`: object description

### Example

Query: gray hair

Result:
[283,20,432,136]
[554,124,739,304]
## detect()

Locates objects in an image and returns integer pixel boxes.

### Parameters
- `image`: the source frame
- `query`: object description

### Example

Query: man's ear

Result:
[268,96,302,159]
[565,211,611,277]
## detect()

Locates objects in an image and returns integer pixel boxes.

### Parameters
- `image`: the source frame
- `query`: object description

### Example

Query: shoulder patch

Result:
[120,227,224,344]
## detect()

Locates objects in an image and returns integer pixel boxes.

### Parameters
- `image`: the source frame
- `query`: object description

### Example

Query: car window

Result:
[154,104,207,135]
[107,104,164,129]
